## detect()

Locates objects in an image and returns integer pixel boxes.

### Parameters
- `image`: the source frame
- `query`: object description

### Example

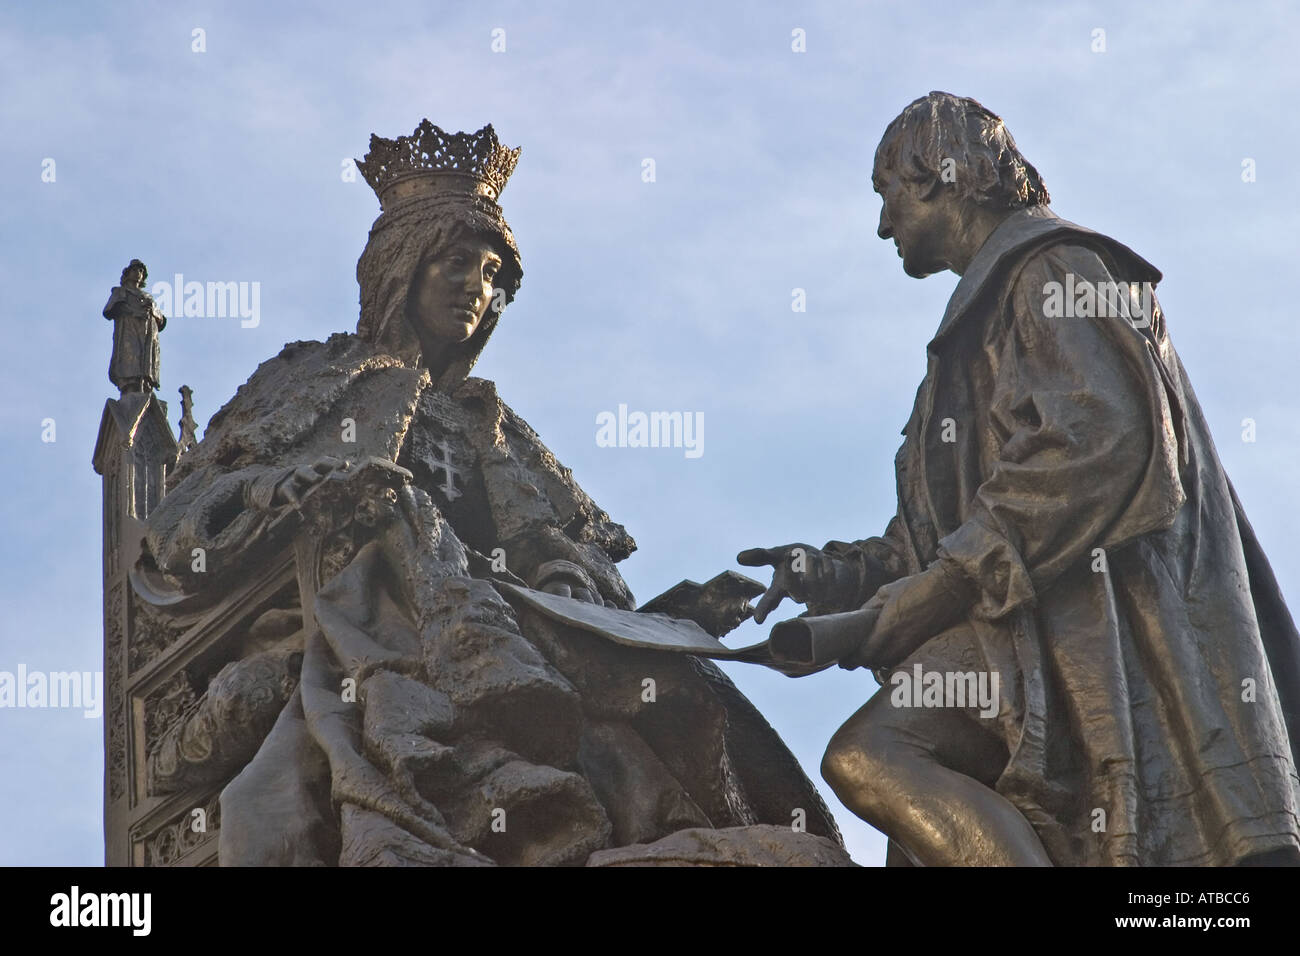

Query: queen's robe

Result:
[141,331,844,865]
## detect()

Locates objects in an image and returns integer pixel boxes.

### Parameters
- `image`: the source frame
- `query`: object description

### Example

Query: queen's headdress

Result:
[354,122,523,376]
[357,121,520,211]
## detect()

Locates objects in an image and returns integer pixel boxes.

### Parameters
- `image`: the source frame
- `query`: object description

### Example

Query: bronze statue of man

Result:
[104,259,167,393]
[741,91,1300,866]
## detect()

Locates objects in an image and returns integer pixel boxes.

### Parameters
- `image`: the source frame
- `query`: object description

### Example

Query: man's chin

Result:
[902,258,938,279]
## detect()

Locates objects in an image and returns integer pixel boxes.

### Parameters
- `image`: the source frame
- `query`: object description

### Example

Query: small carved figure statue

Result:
[104,259,167,393]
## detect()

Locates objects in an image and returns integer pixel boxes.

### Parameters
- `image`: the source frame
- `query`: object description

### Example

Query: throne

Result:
[94,382,424,865]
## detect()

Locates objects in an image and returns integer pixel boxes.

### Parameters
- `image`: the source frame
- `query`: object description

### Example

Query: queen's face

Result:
[408,237,503,347]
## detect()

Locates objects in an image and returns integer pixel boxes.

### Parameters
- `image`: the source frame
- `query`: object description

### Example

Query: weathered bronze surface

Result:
[741,92,1300,866]
[103,259,166,394]
[96,122,851,866]
[95,102,1299,868]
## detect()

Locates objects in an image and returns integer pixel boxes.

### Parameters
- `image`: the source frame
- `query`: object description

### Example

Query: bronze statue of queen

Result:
[137,122,848,866]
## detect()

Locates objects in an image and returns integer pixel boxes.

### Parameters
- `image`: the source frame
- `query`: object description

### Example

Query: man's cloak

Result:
[829,207,1300,865]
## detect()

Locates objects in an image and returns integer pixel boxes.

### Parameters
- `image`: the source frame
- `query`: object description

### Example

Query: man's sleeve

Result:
[103,287,124,319]
[807,518,912,615]
[934,243,1186,621]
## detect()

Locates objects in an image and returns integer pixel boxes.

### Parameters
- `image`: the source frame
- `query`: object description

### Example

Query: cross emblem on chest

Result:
[423,439,464,501]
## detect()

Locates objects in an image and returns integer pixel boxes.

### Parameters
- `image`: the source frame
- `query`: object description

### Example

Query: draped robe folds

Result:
[143,331,842,865]
[104,285,165,389]
[822,208,1300,865]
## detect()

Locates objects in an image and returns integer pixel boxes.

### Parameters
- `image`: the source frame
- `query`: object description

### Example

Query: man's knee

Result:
[821,716,898,816]
[820,733,858,798]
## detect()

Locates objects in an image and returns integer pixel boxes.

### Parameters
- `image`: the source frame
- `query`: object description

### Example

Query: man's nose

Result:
[877,206,893,240]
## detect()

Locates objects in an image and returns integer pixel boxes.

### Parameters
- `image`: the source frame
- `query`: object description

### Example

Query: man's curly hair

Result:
[876,92,1049,210]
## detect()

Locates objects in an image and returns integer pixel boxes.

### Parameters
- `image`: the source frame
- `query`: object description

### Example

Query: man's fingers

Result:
[736,547,778,567]
[278,481,300,507]
[752,586,787,625]
[312,456,344,474]
[738,544,806,566]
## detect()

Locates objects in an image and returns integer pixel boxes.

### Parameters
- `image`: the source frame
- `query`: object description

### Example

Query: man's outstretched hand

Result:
[737,543,840,624]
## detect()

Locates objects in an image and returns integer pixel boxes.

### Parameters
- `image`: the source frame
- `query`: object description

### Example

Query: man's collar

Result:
[927,205,1160,348]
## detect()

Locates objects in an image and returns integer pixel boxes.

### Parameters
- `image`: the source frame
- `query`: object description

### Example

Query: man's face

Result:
[126,265,145,288]
[408,237,503,346]
[873,160,950,278]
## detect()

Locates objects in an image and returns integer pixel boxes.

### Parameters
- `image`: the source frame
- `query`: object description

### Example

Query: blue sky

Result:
[3,0,1298,865]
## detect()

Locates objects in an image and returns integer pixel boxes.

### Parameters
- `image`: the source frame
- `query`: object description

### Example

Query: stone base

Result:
[586,825,856,867]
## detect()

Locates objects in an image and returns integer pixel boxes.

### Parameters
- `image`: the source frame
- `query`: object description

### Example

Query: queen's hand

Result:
[271,456,351,508]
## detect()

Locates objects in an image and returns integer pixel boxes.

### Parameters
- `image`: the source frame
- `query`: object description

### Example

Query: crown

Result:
[356,121,521,211]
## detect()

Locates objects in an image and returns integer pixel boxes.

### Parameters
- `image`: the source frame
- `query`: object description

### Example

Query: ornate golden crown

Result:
[356,121,521,211]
